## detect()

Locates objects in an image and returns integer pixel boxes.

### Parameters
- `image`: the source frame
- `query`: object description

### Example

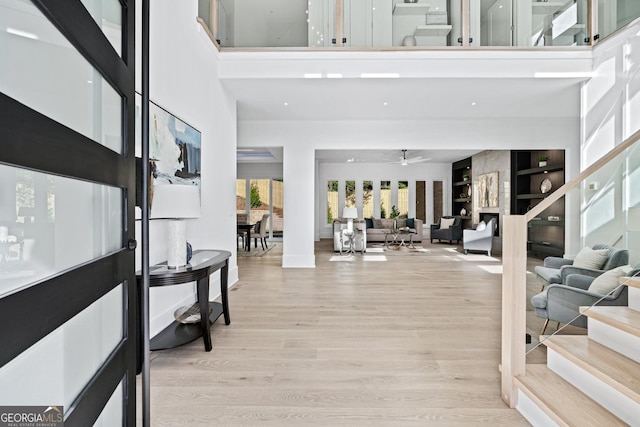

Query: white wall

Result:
[136,0,238,336]
[580,19,640,262]
[238,116,580,267]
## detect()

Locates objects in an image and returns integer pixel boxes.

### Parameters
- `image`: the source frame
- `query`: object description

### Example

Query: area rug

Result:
[368,243,431,254]
[237,243,276,257]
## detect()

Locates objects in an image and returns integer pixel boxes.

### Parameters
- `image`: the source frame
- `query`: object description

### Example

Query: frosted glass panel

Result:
[93,379,123,426]
[0,164,123,298]
[0,0,123,152]
[0,284,124,408]
[80,0,122,56]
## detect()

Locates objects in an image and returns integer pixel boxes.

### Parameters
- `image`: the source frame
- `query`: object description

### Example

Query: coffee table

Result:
[384,229,416,249]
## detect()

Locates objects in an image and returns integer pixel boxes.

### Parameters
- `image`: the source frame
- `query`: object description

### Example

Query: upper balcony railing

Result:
[198,0,640,50]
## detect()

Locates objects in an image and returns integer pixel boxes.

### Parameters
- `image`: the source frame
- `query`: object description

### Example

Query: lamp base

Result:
[166,219,187,268]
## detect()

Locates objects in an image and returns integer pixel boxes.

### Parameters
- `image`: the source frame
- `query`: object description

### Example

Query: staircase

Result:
[514,277,640,426]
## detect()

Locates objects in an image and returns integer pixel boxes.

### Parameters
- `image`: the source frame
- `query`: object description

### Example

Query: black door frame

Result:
[0,0,136,425]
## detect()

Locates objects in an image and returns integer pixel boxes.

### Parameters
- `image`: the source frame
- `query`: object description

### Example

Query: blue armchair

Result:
[534,244,629,288]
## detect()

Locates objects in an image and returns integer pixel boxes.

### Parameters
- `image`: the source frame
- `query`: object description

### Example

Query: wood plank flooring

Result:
[141,240,531,426]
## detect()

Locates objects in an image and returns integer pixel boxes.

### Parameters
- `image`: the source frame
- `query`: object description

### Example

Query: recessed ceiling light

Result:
[304,73,322,79]
[284,102,288,106]
[383,102,388,106]
[471,102,477,106]
[327,73,343,79]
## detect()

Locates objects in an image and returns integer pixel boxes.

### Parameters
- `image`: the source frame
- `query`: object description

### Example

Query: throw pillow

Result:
[476,221,486,231]
[381,219,394,229]
[365,217,374,229]
[396,218,407,229]
[373,218,383,229]
[440,217,455,230]
[588,265,632,295]
[573,247,609,270]
[406,217,415,228]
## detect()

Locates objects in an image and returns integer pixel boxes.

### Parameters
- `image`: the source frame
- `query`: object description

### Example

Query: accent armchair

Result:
[463,218,496,256]
[534,244,629,288]
[430,216,462,244]
[531,266,636,335]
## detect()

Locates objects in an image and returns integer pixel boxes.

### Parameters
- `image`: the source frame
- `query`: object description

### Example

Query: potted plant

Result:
[462,173,469,181]
[538,156,548,167]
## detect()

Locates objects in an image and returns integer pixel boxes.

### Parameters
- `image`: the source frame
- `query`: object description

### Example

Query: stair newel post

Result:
[501,215,528,407]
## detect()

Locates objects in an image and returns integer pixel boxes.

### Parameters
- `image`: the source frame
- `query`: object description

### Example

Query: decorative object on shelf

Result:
[402,35,417,46]
[460,192,467,198]
[186,242,193,263]
[460,208,467,216]
[426,11,448,24]
[174,302,214,324]
[151,184,201,268]
[540,178,552,194]
[538,156,548,167]
[467,184,472,197]
[548,216,560,221]
[462,174,469,181]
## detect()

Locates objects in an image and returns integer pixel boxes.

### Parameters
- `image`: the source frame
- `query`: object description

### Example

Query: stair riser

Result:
[588,318,640,363]
[516,389,561,427]
[630,287,640,311]
[547,349,640,425]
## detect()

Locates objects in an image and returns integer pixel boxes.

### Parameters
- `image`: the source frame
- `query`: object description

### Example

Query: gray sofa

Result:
[365,218,423,243]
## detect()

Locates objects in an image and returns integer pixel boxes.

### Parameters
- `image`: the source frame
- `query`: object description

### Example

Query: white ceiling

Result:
[224,77,581,122]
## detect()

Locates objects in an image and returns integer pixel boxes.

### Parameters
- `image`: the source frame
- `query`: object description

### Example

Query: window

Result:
[380,180,390,218]
[327,180,338,224]
[345,180,356,208]
[398,181,409,217]
[363,180,373,218]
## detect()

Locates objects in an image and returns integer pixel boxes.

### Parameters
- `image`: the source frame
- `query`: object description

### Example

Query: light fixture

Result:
[7,27,39,40]
[342,207,358,232]
[150,184,201,268]
[401,149,408,166]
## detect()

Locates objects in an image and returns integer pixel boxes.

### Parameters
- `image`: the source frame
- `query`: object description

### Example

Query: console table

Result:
[136,249,231,352]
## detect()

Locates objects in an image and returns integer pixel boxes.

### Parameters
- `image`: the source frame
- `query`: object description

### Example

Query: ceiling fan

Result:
[393,149,431,166]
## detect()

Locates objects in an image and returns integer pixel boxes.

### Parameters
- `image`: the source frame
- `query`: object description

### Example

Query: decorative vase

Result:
[539,161,547,167]
[402,35,416,46]
[460,208,467,216]
[186,242,193,263]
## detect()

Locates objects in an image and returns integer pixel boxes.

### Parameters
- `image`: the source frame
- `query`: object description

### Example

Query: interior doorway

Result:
[415,181,426,222]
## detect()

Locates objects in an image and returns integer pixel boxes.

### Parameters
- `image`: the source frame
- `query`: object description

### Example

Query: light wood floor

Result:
[142,240,536,426]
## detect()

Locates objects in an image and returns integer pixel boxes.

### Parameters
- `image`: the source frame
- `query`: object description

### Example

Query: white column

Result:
[282,144,316,268]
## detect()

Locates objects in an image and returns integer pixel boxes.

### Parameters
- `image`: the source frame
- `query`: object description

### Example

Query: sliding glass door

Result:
[236,179,283,240]
[0,0,136,424]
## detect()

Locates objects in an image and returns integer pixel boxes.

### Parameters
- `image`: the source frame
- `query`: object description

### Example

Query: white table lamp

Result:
[342,207,358,233]
[151,184,201,268]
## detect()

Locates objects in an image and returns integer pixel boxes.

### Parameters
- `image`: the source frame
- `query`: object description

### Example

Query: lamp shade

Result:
[150,184,201,219]
[342,207,358,219]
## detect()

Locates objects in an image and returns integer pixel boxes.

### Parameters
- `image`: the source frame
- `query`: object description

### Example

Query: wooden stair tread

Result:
[579,306,640,337]
[515,365,626,426]
[542,335,640,402]
[620,276,640,288]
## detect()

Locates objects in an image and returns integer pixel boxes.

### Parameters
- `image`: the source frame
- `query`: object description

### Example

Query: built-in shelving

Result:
[393,3,430,15]
[414,25,452,37]
[511,150,565,259]
[452,157,473,229]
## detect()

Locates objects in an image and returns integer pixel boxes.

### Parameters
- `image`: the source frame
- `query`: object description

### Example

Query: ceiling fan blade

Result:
[407,156,431,164]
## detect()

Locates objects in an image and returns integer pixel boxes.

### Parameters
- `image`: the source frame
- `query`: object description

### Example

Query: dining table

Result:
[237,223,256,252]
